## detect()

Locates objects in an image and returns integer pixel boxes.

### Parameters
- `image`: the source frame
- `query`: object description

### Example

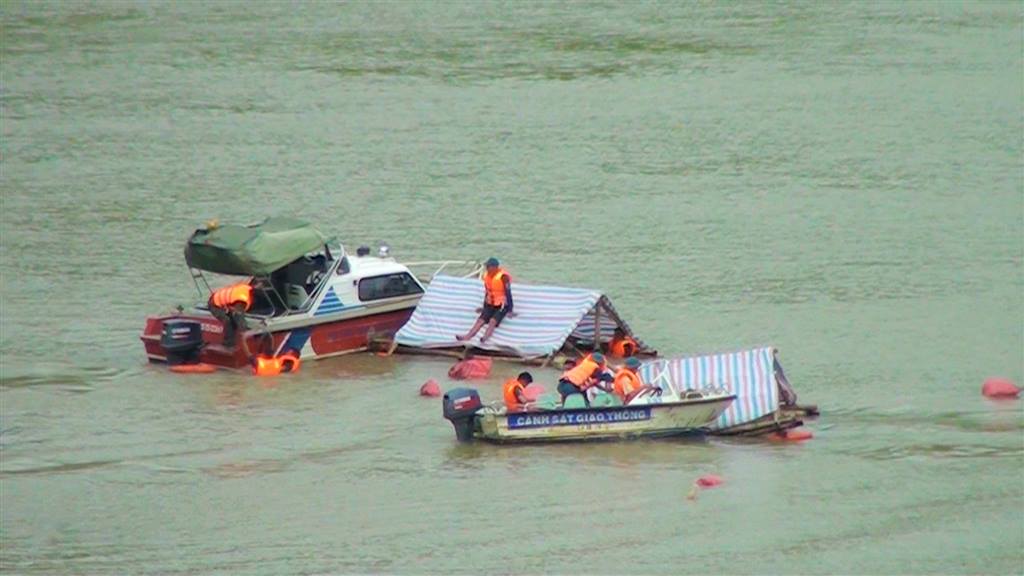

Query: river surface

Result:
[1,2,1022,574]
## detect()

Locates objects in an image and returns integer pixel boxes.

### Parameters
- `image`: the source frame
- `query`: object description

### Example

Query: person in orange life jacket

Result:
[586,364,617,404]
[607,328,638,359]
[612,357,645,403]
[559,357,613,404]
[456,257,514,344]
[252,349,301,376]
[208,282,253,348]
[503,371,533,411]
[558,352,610,406]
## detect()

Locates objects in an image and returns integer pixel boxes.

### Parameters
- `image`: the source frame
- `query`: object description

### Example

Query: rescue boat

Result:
[141,217,480,369]
[442,387,736,444]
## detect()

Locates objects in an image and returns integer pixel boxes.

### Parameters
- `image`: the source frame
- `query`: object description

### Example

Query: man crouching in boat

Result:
[503,371,533,411]
[558,352,609,406]
[208,282,252,349]
[456,257,513,345]
[612,357,645,403]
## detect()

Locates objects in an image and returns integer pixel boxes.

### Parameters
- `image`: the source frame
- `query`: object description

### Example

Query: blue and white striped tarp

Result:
[638,347,779,430]
[394,275,648,359]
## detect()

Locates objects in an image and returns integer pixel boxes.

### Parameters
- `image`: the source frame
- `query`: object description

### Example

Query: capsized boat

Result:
[442,387,736,444]
[638,347,818,436]
[391,275,657,363]
[141,217,480,369]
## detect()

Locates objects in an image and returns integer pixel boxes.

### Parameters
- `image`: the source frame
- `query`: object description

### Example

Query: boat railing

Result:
[404,260,484,283]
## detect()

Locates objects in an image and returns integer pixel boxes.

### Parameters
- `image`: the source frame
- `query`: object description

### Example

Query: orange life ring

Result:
[169,363,218,374]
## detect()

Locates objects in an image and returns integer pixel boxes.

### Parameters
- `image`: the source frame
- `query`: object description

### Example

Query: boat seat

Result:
[590,392,621,407]
[528,394,559,411]
[563,394,587,409]
[285,284,310,309]
[285,256,327,293]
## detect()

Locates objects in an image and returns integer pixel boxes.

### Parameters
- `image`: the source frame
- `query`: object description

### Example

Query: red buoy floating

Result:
[769,427,814,442]
[982,378,1020,399]
[695,474,724,488]
[419,379,441,397]
[687,474,724,500]
[169,363,217,374]
[688,473,720,500]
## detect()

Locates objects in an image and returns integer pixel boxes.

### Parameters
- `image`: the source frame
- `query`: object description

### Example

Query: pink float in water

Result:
[695,474,724,488]
[419,379,441,397]
[687,474,724,500]
[447,358,492,380]
[982,378,1020,399]
[521,384,546,402]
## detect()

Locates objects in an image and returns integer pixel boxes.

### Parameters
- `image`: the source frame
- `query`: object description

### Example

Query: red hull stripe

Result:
[141,308,414,368]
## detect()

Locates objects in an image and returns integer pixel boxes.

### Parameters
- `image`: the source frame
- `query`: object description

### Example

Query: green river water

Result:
[1,2,1022,574]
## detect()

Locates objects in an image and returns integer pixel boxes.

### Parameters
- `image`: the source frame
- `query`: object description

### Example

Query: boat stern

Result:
[140,313,255,369]
[442,387,483,442]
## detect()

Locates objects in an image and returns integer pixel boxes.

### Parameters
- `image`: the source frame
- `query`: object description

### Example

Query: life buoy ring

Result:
[169,363,217,374]
[252,350,301,376]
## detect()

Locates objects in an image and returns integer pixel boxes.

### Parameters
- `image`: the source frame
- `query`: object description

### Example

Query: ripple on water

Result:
[0,458,123,477]
[0,365,125,394]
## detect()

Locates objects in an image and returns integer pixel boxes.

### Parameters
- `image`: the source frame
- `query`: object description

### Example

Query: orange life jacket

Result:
[503,378,526,410]
[252,351,300,376]
[612,368,644,401]
[483,268,510,307]
[562,355,605,388]
[609,335,638,358]
[210,283,253,311]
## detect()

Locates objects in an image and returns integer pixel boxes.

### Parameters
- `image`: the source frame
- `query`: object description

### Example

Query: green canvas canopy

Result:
[184,217,328,276]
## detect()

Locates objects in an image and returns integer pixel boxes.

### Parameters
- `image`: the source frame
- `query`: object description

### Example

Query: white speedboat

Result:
[141,217,479,369]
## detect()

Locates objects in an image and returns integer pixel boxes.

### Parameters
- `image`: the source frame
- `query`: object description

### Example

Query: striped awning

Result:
[638,347,779,429]
[394,275,650,359]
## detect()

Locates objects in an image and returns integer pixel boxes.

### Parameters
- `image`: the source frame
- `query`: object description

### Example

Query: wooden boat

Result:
[713,404,819,436]
[443,388,736,444]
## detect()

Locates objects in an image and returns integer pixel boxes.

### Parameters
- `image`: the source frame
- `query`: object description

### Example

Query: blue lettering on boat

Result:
[508,408,651,429]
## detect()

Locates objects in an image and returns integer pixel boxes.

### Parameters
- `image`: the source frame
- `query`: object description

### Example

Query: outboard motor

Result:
[443,387,482,442]
[160,320,203,365]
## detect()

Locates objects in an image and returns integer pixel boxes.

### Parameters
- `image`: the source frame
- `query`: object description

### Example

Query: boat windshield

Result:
[249,245,336,316]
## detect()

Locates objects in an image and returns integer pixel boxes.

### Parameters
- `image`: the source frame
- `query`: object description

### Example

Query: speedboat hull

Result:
[141,305,415,369]
[472,393,736,444]
[143,217,483,370]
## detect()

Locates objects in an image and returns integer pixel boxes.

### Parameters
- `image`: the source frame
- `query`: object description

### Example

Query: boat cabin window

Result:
[358,272,424,302]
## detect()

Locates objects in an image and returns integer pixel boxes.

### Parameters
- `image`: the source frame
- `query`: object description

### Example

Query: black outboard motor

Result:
[160,320,204,365]
[443,387,482,442]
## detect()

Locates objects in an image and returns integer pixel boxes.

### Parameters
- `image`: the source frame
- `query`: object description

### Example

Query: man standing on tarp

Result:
[456,257,514,345]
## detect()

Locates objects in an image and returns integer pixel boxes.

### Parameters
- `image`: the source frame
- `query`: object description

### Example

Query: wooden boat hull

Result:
[472,394,736,444]
[712,404,819,436]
